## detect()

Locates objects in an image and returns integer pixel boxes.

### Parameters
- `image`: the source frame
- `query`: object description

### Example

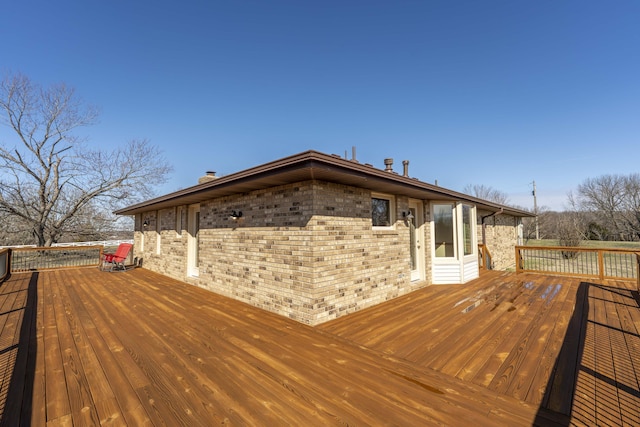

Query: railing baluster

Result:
[10,245,103,272]
[515,245,639,280]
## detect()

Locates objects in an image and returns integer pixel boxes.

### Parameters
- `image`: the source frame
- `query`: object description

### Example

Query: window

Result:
[372,193,394,227]
[462,204,473,255]
[188,204,200,276]
[175,206,183,237]
[433,204,455,257]
[156,211,161,255]
[138,213,145,252]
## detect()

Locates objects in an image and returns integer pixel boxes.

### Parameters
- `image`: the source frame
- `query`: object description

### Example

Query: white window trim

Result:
[431,202,457,259]
[187,204,200,277]
[459,203,477,258]
[371,192,396,230]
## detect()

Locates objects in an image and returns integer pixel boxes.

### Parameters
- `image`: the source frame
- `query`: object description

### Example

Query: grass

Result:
[526,239,640,250]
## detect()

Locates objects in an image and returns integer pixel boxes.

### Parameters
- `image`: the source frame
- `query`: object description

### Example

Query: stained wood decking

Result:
[0,268,638,426]
[320,271,640,426]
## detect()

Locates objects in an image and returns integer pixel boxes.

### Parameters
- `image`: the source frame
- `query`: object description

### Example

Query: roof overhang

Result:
[115,150,533,217]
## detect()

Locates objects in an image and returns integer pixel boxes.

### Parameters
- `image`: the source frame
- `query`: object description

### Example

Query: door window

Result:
[462,204,473,256]
[433,204,455,258]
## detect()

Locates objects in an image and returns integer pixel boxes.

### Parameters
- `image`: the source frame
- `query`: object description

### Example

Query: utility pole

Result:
[532,181,539,240]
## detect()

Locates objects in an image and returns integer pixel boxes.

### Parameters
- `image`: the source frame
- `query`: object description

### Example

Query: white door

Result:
[409,200,425,281]
[187,204,200,276]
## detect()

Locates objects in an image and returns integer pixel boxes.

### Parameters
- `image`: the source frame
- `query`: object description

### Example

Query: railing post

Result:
[515,246,521,274]
[598,250,605,280]
[0,248,10,281]
[636,253,640,292]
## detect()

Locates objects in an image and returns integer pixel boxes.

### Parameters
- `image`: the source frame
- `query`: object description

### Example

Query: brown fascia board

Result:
[114,150,533,217]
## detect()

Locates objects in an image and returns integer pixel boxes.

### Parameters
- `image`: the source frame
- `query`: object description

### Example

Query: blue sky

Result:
[2,1,639,211]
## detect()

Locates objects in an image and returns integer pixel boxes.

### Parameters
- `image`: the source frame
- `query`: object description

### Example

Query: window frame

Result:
[462,204,473,256]
[432,202,456,258]
[371,192,396,229]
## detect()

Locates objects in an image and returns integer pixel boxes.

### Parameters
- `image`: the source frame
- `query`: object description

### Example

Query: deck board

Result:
[321,271,640,426]
[0,268,638,425]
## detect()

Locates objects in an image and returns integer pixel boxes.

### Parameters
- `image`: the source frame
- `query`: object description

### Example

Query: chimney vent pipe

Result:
[402,160,409,177]
[384,158,394,172]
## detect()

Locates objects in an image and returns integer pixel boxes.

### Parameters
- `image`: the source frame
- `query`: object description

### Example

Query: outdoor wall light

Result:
[142,218,149,228]
[229,210,243,221]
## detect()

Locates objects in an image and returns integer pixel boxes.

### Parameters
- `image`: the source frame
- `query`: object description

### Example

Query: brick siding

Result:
[133,181,519,325]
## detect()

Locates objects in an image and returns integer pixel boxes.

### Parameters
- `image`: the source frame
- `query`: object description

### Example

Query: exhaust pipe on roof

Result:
[402,160,409,177]
[384,158,394,172]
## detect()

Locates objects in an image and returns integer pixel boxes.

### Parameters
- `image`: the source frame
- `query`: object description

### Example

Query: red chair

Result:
[100,243,133,271]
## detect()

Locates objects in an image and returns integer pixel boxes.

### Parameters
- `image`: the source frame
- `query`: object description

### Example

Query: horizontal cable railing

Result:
[516,245,640,281]
[10,245,104,272]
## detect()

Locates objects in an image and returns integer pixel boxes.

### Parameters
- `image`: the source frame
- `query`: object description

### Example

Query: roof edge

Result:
[115,150,533,217]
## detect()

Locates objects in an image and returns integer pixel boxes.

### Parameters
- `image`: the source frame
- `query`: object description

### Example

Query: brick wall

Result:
[132,181,521,324]
[133,180,426,325]
[477,211,520,270]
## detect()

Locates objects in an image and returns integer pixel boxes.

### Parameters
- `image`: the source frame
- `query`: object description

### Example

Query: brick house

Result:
[115,150,532,325]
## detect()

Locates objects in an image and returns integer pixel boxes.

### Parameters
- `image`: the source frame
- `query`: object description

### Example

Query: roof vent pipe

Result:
[402,160,409,177]
[384,158,394,172]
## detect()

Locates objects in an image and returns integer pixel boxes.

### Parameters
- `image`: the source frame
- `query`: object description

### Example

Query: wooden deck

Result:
[320,271,640,426]
[0,268,638,426]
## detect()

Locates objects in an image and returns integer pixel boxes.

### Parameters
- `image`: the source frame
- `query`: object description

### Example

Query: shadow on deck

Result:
[540,281,640,426]
[0,272,37,427]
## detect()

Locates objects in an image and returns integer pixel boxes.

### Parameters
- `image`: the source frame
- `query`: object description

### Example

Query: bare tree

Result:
[463,184,510,205]
[0,212,33,246]
[572,174,640,241]
[0,72,172,246]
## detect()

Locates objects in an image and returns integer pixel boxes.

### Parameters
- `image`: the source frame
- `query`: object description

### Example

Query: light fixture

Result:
[229,210,243,221]
[142,218,149,228]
